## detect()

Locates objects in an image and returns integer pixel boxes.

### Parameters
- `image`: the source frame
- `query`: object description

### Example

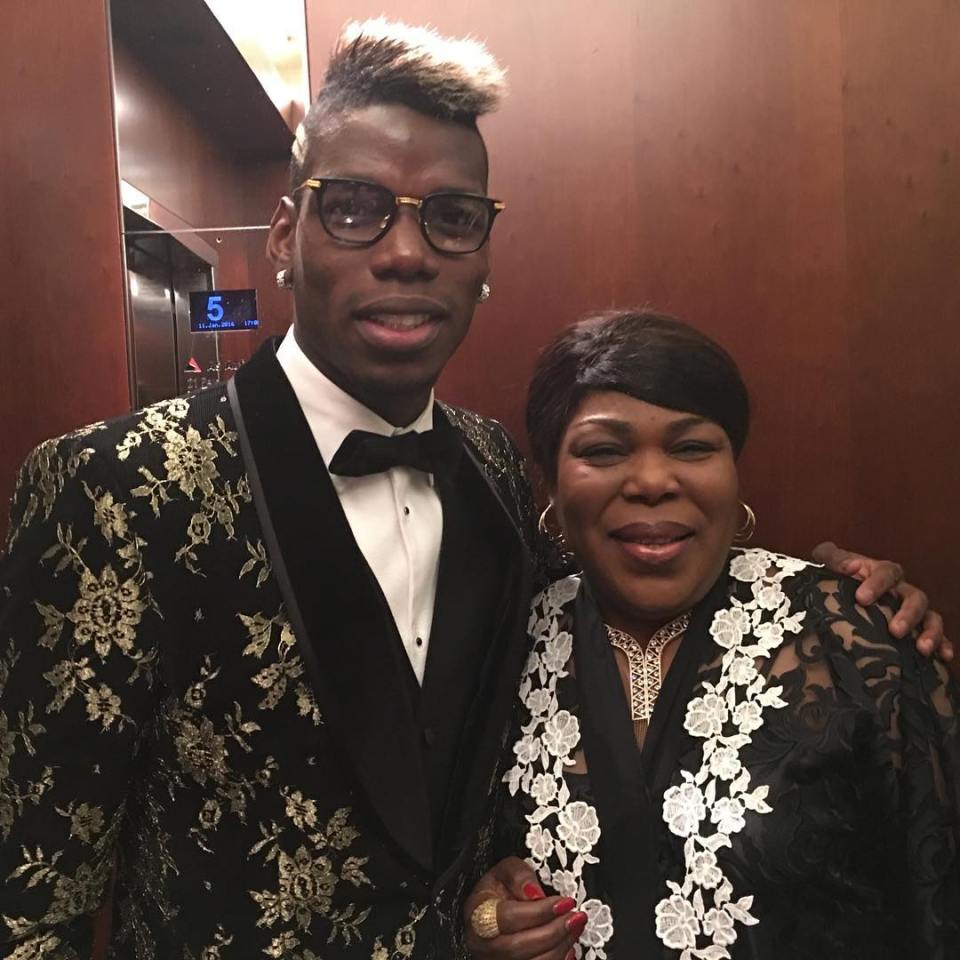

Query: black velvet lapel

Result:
[229,340,433,874]
[431,415,533,888]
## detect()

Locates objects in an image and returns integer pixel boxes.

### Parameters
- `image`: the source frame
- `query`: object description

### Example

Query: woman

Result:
[464,311,959,959]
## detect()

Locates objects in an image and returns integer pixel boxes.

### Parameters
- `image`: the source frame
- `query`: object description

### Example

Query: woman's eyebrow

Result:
[573,414,711,440]
[572,416,634,439]
[663,415,711,439]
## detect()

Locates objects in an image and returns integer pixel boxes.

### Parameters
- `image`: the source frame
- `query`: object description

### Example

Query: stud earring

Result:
[477,281,491,303]
[275,268,294,290]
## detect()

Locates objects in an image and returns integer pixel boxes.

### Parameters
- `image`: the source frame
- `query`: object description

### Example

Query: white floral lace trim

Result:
[504,549,809,960]
[504,574,613,960]
[655,549,807,959]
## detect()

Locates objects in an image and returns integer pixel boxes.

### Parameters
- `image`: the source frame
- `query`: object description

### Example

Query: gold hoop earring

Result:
[734,501,756,542]
[538,501,567,550]
[477,281,491,303]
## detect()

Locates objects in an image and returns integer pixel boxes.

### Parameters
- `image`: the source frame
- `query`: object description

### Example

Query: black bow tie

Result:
[328,428,462,479]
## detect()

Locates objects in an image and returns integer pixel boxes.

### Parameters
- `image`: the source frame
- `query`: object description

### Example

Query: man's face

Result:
[268,103,491,424]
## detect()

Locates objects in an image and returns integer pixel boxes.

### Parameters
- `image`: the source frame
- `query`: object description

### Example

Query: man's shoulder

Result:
[438,401,525,476]
[7,386,233,549]
[439,401,513,446]
[25,386,232,465]
[438,401,537,533]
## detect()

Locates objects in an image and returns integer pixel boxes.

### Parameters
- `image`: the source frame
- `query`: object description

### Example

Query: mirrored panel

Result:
[109,0,304,407]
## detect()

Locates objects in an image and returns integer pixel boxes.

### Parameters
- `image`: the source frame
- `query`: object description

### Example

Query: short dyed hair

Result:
[290,18,506,190]
[526,310,751,482]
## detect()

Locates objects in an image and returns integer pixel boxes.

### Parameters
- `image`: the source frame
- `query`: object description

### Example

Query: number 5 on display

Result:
[206,295,224,324]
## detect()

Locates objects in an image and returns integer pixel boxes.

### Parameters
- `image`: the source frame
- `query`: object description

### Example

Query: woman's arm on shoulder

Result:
[812,541,950,660]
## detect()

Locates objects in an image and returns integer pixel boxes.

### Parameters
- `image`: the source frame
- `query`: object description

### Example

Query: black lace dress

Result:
[501,556,960,959]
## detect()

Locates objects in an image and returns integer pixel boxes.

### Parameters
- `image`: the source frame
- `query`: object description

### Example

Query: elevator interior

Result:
[123,207,221,407]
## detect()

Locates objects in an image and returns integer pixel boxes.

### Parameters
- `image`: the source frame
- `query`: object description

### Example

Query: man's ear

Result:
[266,196,298,269]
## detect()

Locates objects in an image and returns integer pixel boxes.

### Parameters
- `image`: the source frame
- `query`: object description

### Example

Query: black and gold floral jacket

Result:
[0,340,541,960]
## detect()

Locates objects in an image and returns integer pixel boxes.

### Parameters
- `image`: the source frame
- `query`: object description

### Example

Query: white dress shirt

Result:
[276,327,442,684]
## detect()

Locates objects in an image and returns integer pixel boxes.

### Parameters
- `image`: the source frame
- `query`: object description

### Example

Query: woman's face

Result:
[552,390,740,629]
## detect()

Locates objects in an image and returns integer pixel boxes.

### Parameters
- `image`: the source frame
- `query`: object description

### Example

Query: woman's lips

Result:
[609,521,694,566]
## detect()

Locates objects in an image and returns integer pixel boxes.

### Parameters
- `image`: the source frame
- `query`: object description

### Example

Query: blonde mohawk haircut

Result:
[332,18,506,119]
[290,17,506,189]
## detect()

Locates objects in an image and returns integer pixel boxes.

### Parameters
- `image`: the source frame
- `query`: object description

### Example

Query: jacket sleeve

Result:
[0,436,162,958]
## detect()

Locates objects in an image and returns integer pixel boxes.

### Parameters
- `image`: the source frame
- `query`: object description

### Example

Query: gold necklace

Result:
[605,613,691,741]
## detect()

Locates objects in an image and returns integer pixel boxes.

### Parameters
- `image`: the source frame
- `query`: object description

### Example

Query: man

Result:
[0,19,944,959]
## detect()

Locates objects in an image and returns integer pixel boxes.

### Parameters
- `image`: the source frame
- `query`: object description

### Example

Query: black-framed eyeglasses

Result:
[295,177,505,255]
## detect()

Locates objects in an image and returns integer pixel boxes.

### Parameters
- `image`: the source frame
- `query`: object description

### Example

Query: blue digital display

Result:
[189,289,259,332]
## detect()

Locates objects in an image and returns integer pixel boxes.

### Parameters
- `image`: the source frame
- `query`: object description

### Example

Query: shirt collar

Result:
[275,326,435,468]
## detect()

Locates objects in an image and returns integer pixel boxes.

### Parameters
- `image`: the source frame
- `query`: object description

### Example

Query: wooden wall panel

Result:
[305,1,958,628]
[840,0,960,630]
[0,0,129,542]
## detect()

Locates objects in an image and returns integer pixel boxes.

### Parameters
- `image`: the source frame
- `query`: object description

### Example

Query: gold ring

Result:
[470,898,501,939]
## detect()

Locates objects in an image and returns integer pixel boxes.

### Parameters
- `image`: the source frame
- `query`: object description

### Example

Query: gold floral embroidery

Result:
[69,565,146,658]
[239,539,271,589]
[162,426,219,500]
[249,807,372,943]
[42,659,94,713]
[167,698,274,828]
[174,715,229,787]
[5,423,103,552]
[55,802,104,843]
[241,612,305,712]
[28,520,154,726]
[33,509,154,663]
[3,929,66,959]
[186,925,233,959]
[294,684,323,727]
[116,395,190,464]
[198,799,222,830]
[282,789,318,831]
[0,644,55,843]
[83,683,125,731]
[120,399,249,573]
[84,483,130,544]
[5,845,112,931]
[263,930,324,959]
[369,904,428,960]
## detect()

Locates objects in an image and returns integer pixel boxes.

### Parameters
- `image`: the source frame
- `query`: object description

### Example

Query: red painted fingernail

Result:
[523,882,545,900]
[553,896,577,916]
[566,912,588,938]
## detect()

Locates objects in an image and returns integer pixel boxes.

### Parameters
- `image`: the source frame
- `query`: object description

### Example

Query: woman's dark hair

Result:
[526,310,751,481]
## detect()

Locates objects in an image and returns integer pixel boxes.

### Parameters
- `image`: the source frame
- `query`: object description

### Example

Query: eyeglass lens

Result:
[317,180,493,253]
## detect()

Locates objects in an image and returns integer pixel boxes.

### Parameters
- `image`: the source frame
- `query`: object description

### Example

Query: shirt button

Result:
[403,506,411,516]
[423,727,436,747]
[415,636,423,647]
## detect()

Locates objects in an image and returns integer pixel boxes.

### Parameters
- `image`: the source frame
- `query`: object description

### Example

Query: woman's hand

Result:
[465,857,585,960]
[812,542,951,660]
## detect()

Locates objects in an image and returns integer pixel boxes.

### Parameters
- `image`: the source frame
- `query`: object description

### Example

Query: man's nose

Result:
[369,206,438,281]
